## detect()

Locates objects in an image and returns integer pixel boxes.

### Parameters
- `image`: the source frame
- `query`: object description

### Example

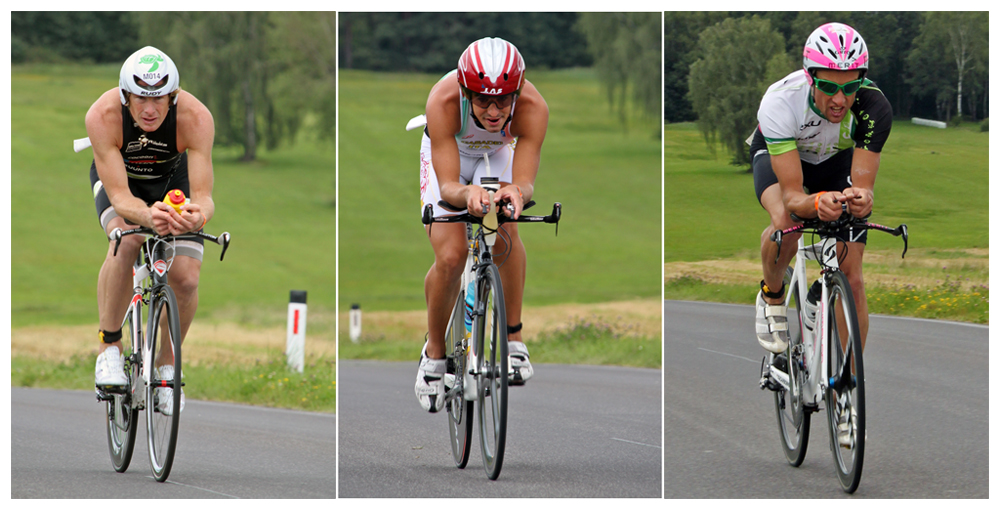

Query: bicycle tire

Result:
[773,267,811,466]
[446,290,473,469]
[105,305,139,472]
[145,285,182,482]
[824,270,865,493]
[474,264,508,480]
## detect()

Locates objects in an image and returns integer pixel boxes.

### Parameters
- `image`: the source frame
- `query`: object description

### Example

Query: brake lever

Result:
[110,228,123,257]
[219,232,231,261]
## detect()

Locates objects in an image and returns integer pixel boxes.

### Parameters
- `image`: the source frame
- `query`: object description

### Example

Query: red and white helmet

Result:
[802,22,868,83]
[457,37,525,96]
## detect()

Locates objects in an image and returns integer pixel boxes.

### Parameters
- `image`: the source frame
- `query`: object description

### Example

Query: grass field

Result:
[338,69,664,365]
[11,64,336,410]
[664,121,988,324]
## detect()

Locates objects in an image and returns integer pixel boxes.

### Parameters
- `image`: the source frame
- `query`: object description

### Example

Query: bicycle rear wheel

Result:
[145,285,182,482]
[446,291,473,469]
[475,264,508,480]
[105,305,139,472]
[773,268,810,466]
[824,270,865,493]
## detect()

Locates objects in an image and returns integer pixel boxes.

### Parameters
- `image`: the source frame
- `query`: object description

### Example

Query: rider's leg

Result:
[424,222,467,359]
[97,215,143,355]
[837,241,868,350]
[155,254,202,366]
[759,183,801,304]
[494,223,525,343]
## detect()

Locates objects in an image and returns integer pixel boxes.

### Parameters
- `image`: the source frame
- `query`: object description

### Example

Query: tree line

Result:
[668,12,988,166]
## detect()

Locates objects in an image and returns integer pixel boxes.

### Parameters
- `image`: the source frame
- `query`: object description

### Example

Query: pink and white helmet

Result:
[802,23,868,82]
[457,37,525,96]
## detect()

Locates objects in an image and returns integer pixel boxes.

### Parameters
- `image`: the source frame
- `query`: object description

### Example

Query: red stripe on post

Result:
[294,310,300,334]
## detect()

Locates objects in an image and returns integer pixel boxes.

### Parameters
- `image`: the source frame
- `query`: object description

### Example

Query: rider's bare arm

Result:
[501,81,548,218]
[772,151,844,222]
[425,80,490,215]
[844,148,879,218]
[174,91,215,234]
[86,89,159,230]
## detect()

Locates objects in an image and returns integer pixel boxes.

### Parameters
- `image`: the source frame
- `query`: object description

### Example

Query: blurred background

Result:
[10,12,338,411]
[337,12,664,368]
[660,12,988,325]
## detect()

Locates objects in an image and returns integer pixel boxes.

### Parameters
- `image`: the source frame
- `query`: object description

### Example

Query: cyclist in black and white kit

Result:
[88,46,215,416]
[752,23,892,354]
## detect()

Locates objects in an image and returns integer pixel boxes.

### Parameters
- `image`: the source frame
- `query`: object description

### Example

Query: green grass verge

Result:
[11,354,335,413]
[338,69,663,313]
[340,322,660,369]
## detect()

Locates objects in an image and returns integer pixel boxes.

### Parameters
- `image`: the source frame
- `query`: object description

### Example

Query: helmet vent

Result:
[503,73,508,80]
[479,72,484,79]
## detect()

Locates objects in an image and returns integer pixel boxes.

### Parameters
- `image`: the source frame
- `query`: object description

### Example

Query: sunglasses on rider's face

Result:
[813,77,864,96]
[468,91,515,109]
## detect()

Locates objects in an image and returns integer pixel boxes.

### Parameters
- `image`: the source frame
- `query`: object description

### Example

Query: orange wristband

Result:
[514,185,522,198]
[814,191,827,211]
[200,215,208,231]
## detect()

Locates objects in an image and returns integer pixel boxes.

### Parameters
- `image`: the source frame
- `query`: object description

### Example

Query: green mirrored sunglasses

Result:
[814,77,863,96]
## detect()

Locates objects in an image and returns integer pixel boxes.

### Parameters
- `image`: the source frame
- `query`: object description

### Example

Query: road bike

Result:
[96,226,230,482]
[422,178,560,480]
[759,209,906,493]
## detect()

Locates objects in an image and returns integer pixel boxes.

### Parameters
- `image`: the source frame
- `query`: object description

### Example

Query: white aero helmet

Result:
[119,46,180,105]
[802,22,868,83]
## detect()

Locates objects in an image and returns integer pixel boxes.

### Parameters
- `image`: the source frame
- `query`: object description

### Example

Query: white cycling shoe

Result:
[155,365,185,416]
[415,342,447,413]
[508,341,533,385]
[756,290,789,353]
[95,346,128,389]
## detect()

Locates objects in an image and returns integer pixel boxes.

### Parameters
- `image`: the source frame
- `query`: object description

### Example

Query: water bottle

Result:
[803,280,821,330]
[464,281,475,334]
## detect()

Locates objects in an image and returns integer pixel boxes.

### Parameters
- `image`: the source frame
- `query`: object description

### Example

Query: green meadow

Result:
[338,69,663,366]
[664,121,988,324]
[11,64,337,410]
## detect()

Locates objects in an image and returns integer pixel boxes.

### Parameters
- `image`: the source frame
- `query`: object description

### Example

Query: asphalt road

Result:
[663,300,989,498]
[11,387,336,498]
[337,360,662,498]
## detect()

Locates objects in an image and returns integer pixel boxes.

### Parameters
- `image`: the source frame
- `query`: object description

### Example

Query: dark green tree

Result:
[577,12,661,130]
[136,12,336,160]
[687,16,791,167]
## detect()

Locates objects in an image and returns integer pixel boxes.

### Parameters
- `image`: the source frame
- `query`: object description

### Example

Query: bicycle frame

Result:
[776,235,839,408]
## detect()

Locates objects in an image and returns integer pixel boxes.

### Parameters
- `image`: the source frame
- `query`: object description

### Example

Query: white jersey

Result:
[757,70,857,165]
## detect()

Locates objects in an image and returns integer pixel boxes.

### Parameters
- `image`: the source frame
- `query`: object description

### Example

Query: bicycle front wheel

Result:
[145,285,182,482]
[474,264,508,480]
[774,268,810,466]
[105,305,139,472]
[824,270,865,493]
[446,290,473,469]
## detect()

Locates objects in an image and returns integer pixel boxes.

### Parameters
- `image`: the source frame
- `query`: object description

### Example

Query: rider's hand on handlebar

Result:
[465,185,491,217]
[151,201,204,235]
[841,187,874,219]
[494,185,523,220]
[816,191,847,222]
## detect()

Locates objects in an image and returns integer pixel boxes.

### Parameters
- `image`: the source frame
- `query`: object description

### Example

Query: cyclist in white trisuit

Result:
[415,37,549,413]
[752,23,892,354]
[88,46,216,415]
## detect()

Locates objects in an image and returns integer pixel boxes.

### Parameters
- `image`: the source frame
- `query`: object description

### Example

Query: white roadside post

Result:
[286,290,307,373]
[349,303,362,343]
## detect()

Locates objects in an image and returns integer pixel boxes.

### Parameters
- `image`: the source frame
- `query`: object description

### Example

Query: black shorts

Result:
[89,154,204,259]
[750,129,867,244]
